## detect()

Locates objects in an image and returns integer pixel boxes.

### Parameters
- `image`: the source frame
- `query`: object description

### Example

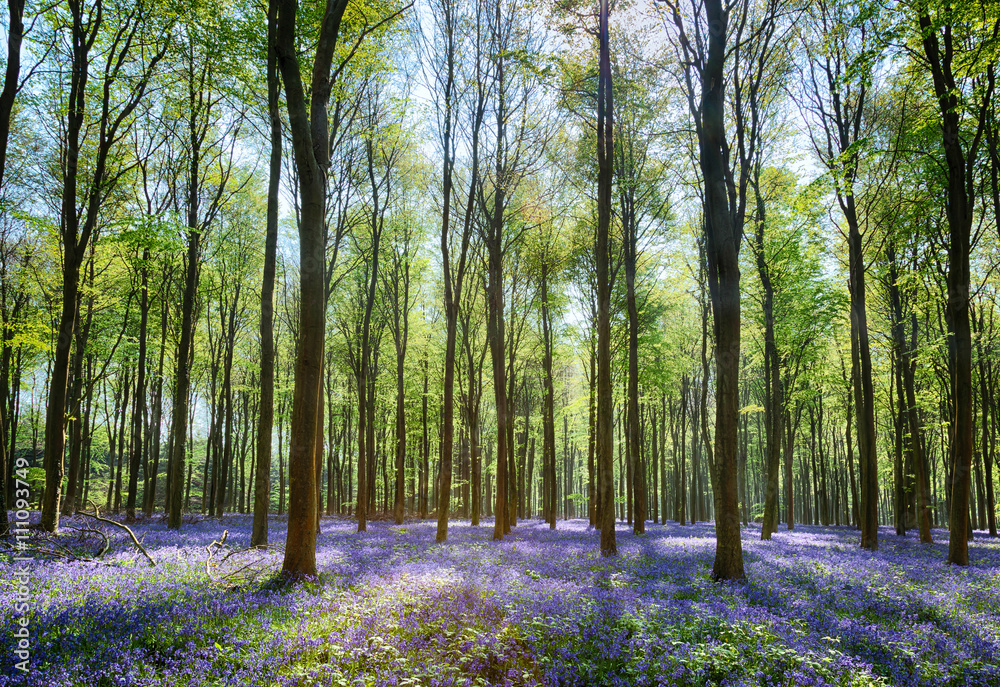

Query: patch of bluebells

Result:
[1,513,998,686]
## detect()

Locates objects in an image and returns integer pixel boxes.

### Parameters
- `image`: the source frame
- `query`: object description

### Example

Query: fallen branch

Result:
[221,542,283,563]
[64,524,111,558]
[82,502,156,567]
[206,530,229,581]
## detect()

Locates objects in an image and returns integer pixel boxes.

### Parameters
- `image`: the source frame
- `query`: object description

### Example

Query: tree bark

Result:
[917,9,995,565]
[755,188,782,540]
[125,253,148,522]
[275,0,351,576]
[699,0,745,580]
[624,189,643,535]
[596,0,616,557]
[0,0,25,193]
[252,0,281,547]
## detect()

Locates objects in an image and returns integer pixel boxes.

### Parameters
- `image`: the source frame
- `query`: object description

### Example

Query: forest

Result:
[0,0,999,685]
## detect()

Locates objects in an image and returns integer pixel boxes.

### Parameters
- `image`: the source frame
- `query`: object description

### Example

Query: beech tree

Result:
[911,0,997,565]
[660,0,790,580]
[7,0,1000,591]
[41,0,169,532]
[424,0,486,542]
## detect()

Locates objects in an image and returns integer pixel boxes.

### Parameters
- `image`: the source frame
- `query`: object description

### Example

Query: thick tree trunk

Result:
[44,0,164,531]
[596,0,616,557]
[41,3,94,533]
[916,10,992,566]
[700,0,744,580]
[274,0,350,577]
[0,0,24,192]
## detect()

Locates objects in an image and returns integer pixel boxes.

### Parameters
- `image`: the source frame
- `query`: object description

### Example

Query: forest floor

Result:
[1,513,998,687]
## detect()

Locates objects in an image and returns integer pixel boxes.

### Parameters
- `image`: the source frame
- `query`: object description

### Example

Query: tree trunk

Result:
[688,0,745,580]
[41,5,93,532]
[274,0,351,576]
[916,9,991,566]
[0,0,25,193]
[125,255,148,522]
[63,263,94,517]
[596,0,616,557]
[624,204,643,535]
[252,0,281,547]
[754,189,782,540]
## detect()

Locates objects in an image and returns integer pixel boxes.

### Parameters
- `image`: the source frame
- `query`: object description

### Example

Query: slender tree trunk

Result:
[168,218,200,528]
[63,264,94,517]
[624,209,644,535]
[215,285,240,517]
[145,288,169,517]
[252,0,281,547]
[541,263,557,530]
[0,0,25,193]
[114,369,131,513]
[434,0,481,541]
[487,220,509,540]
[977,327,997,537]
[393,343,406,523]
[125,256,149,522]
[588,340,596,527]
[421,357,429,519]
[754,190,782,540]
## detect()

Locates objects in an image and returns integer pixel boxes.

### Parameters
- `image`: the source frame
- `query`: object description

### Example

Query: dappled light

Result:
[2,515,999,685]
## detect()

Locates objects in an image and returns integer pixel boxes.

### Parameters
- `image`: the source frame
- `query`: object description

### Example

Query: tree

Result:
[167,9,241,530]
[252,0,281,548]
[912,1,997,565]
[796,0,889,551]
[42,0,168,532]
[0,0,24,193]
[476,0,549,540]
[273,0,347,575]
[595,0,616,556]
[612,33,671,536]
[661,0,787,579]
[275,0,409,572]
[424,0,485,542]
[384,200,416,525]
